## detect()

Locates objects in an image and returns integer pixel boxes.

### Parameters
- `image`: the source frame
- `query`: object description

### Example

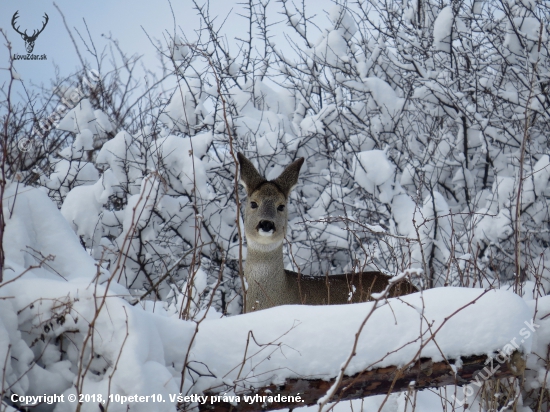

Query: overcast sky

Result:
[1,0,334,95]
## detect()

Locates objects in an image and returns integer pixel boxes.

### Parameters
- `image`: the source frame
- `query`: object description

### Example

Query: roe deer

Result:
[237,152,417,312]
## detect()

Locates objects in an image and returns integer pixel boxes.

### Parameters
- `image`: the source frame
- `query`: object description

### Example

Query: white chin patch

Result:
[258,229,274,237]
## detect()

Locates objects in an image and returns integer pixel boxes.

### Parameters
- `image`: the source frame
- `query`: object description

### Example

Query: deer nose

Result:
[257,220,275,233]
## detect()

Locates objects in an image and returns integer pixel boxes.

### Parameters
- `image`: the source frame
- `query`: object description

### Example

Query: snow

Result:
[170,36,190,61]
[354,150,395,193]
[96,130,143,194]
[313,30,349,66]
[533,155,550,196]
[329,5,357,40]
[3,184,101,281]
[433,7,454,53]
[4,0,550,409]
[61,170,119,244]
[275,390,452,412]
[504,17,547,63]
[1,278,193,412]
[391,191,417,237]
[11,69,21,80]
[1,178,541,411]
[362,77,403,118]
[153,133,213,194]
[526,296,550,391]
[189,288,532,393]
[43,160,99,199]
[56,99,102,136]
[1,182,192,411]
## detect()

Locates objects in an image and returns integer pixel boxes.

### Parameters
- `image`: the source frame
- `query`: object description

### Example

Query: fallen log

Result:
[199,351,525,411]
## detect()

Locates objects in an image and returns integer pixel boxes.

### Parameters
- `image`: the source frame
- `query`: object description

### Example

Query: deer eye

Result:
[277,205,285,212]
[250,202,258,209]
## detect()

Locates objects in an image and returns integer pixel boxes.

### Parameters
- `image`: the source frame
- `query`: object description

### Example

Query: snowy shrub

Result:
[1,0,550,410]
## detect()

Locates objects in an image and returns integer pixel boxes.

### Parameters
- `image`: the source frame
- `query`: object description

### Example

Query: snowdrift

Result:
[190,288,533,393]
[0,183,545,412]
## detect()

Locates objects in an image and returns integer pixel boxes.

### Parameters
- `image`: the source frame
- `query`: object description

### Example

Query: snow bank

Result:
[1,182,195,412]
[190,288,532,392]
[0,278,194,412]
[3,184,100,281]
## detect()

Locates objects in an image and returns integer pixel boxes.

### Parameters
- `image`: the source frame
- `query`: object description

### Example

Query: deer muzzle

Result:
[257,220,275,235]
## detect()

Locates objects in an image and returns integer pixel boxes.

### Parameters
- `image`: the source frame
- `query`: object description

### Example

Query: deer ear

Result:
[272,157,305,198]
[237,152,265,194]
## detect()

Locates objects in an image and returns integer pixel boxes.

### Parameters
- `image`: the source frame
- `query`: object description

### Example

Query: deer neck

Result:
[246,240,284,271]
[244,240,294,311]
[245,240,285,282]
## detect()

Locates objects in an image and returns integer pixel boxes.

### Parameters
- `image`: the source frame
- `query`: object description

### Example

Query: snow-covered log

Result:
[199,352,525,411]
[190,288,534,410]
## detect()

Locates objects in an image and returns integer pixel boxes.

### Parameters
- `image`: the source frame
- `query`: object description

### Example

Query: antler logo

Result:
[11,11,49,54]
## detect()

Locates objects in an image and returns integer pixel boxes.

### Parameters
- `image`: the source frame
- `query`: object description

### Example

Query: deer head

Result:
[12,11,49,54]
[238,153,304,251]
